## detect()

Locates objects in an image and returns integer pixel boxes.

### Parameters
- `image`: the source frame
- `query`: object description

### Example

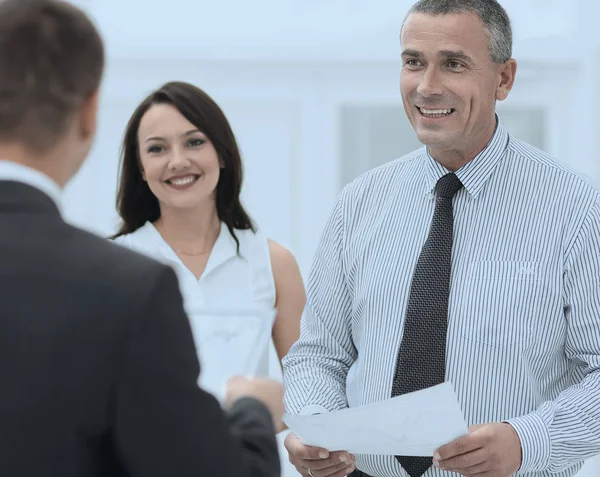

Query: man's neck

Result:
[428,119,498,172]
[0,143,66,188]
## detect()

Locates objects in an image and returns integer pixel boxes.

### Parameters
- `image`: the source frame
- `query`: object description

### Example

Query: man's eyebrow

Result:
[401,49,421,58]
[401,49,475,64]
[439,50,474,63]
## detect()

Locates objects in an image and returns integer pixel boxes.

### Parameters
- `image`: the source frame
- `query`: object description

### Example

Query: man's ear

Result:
[496,59,517,102]
[79,88,100,140]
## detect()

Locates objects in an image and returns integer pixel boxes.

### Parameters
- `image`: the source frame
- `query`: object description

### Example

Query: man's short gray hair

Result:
[403,0,512,64]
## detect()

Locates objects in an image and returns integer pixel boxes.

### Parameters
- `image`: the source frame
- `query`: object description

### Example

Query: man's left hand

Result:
[433,423,522,477]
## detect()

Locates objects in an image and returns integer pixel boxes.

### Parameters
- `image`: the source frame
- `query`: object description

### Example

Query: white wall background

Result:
[64,1,600,476]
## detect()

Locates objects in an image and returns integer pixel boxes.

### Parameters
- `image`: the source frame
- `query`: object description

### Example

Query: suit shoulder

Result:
[64,225,174,287]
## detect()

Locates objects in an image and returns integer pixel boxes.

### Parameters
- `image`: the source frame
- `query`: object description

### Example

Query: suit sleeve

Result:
[113,265,280,477]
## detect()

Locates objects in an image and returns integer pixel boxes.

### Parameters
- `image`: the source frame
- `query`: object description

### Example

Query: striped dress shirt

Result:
[282,119,600,477]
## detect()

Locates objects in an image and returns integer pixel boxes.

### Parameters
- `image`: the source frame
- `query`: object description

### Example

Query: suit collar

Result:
[0,161,62,213]
[0,180,61,216]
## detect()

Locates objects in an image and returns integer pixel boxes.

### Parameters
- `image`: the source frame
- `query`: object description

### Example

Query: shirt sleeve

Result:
[508,196,600,473]
[282,191,357,415]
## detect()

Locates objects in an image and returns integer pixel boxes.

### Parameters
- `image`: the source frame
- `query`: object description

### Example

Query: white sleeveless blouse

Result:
[112,222,278,378]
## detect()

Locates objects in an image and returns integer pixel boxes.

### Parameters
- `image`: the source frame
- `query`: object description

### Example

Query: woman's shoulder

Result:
[111,233,131,246]
[267,239,298,270]
[231,226,297,266]
[266,239,305,309]
[230,225,261,241]
[227,226,266,255]
[111,228,142,245]
[110,223,158,253]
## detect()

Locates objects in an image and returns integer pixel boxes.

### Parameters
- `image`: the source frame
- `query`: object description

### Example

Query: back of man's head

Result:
[0,0,104,154]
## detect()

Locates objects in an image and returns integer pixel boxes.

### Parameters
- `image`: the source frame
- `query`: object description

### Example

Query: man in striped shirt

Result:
[282,1,600,477]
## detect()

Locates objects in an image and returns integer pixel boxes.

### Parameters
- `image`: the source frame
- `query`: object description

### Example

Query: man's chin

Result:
[415,130,453,149]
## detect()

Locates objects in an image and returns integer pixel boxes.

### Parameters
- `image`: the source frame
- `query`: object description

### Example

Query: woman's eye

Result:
[188,138,205,147]
[147,145,163,154]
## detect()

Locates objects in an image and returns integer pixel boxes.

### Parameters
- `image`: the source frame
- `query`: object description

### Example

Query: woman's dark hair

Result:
[111,81,254,249]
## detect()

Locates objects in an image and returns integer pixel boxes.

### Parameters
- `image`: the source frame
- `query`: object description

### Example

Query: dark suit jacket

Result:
[0,180,280,477]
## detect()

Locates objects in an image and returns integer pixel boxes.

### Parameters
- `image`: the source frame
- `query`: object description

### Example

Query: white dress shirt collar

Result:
[423,115,510,199]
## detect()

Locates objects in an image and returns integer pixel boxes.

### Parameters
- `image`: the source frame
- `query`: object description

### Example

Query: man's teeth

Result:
[419,107,453,116]
[169,175,197,185]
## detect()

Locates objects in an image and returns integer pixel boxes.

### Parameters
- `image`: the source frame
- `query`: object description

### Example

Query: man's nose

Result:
[416,67,444,97]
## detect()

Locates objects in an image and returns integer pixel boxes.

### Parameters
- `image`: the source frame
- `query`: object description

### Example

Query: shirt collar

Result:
[423,116,510,198]
[203,223,241,277]
[0,160,62,211]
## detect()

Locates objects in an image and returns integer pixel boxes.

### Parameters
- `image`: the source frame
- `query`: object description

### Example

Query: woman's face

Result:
[137,103,221,212]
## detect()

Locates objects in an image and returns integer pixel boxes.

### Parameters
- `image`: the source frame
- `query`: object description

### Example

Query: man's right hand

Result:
[225,376,285,432]
[284,433,355,477]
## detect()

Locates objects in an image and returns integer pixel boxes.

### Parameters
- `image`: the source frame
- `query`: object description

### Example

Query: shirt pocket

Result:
[458,260,542,347]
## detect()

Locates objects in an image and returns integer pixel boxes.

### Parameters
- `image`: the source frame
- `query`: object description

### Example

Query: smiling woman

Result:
[110,82,305,413]
[111,82,252,249]
[134,102,224,222]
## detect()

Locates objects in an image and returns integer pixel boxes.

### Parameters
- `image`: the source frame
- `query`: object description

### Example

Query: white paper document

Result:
[186,307,276,401]
[283,382,468,456]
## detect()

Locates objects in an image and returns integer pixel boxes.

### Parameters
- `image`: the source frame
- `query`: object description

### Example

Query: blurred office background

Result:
[66,1,599,476]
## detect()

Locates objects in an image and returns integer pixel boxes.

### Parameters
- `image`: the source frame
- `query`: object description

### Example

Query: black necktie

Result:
[391,173,463,477]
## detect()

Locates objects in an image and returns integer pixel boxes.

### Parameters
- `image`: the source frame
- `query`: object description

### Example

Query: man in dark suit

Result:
[0,1,283,476]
